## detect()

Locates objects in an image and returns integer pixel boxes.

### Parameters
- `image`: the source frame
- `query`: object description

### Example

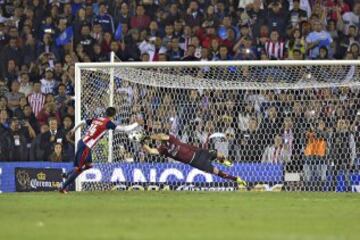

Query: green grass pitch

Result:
[0,192,359,240]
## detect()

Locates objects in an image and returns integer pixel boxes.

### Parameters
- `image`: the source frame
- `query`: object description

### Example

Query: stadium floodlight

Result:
[75,59,360,192]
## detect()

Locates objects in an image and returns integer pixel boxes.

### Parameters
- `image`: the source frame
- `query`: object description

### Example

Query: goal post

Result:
[74,60,360,192]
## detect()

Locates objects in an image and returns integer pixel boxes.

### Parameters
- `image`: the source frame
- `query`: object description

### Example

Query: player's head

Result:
[106,107,116,118]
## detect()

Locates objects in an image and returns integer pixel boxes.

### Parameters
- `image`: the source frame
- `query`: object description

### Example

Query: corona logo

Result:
[37,172,46,181]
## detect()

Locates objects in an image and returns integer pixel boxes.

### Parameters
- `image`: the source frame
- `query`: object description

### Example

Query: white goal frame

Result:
[74,59,360,191]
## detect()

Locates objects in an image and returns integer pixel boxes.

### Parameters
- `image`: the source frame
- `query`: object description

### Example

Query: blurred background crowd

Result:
[1,0,360,190]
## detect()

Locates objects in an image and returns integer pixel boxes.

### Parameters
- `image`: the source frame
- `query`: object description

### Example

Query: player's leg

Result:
[60,141,91,192]
[209,150,233,167]
[190,150,246,185]
[212,167,246,186]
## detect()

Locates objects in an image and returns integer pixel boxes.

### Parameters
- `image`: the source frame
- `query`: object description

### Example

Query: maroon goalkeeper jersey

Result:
[157,134,198,163]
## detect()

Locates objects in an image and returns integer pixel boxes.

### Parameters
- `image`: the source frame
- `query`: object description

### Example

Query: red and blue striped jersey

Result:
[82,117,116,148]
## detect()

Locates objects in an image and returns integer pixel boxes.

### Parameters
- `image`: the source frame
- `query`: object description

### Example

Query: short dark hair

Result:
[48,117,57,123]
[106,107,116,117]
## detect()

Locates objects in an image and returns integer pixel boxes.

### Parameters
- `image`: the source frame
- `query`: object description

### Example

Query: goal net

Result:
[75,60,360,192]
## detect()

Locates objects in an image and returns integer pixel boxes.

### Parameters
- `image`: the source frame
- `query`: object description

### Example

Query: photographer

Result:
[1,118,36,161]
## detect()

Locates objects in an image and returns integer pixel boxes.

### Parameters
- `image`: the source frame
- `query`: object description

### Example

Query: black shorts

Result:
[189,149,215,173]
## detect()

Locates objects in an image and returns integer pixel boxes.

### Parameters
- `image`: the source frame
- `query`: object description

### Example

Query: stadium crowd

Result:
[1,0,360,189]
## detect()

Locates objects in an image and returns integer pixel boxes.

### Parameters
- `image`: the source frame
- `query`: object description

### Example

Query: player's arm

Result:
[114,122,139,132]
[150,133,169,141]
[143,144,160,155]
[70,120,88,134]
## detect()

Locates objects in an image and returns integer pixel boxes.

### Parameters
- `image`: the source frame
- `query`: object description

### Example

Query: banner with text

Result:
[15,167,64,192]
[79,163,283,183]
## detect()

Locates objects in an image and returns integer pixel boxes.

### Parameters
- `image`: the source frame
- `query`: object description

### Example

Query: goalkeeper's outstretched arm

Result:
[143,144,160,155]
[150,133,169,141]
[115,122,139,132]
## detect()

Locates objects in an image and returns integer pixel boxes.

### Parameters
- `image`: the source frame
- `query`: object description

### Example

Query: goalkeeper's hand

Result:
[139,134,151,145]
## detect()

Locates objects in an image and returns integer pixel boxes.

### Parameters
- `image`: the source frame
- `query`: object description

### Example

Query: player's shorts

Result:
[74,140,92,168]
[189,149,214,173]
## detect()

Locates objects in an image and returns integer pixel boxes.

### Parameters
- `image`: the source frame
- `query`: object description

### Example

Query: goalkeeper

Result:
[60,107,139,193]
[142,133,247,186]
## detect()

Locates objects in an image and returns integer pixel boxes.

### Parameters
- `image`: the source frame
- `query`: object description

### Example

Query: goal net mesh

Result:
[77,63,360,192]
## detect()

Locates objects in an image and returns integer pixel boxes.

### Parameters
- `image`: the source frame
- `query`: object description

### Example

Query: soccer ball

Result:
[128,130,144,142]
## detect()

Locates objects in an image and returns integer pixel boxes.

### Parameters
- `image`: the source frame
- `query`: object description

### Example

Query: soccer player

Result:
[59,107,139,193]
[142,133,247,186]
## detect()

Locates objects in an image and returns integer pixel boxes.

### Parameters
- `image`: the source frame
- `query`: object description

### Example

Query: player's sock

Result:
[217,170,237,181]
[61,168,82,191]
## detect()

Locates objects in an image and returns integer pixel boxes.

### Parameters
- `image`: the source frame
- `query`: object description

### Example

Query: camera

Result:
[44,28,53,34]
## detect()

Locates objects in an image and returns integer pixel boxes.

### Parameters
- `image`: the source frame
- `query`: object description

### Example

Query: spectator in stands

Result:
[238,102,258,132]
[167,38,184,61]
[234,35,257,60]
[3,118,35,161]
[349,42,360,59]
[115,2,130,25]
[28,81,45,117]
[40,68,57,94]
[73,8,89,42]
[48,142,65,162]
[267,1,288,37]
[0,79,9,97]
[5,81,24,112]
[265,30,285,60]
[306,19,333,59]
[162,23,175,48]
[139,36,167,61]
[60,115,74,160]
[30,123,48,161]
[286,28,306,59]
[23,34,37,65]
[0,109,9,136]
[288,0,307,27]
[3,59,18,85]
[182,45,198,61]
[37,101,60,126]
[123,29,141,61]
[76,24,96,57]
[0,0,359,193]
[55,83,68,108]
[239,117,263,162]
[339,2,360,35]
[19,72,33,97]
[13,97,28,119]
[303,119,329,191]
[39,117,66,161]
[130,5,151,30]
[330,118,356,191]
[1,38,23,78]
[260,105,282,146]
[317,46,330,60]
[185,1,203,27]
[22,104,40,134]
[262,134,291,163]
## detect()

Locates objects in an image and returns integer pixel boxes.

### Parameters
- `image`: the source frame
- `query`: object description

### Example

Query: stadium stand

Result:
[0,1,359,192]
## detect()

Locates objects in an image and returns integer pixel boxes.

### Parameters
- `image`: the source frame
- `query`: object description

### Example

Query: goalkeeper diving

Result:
[141,133,247,186]
[59,107,140,193]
